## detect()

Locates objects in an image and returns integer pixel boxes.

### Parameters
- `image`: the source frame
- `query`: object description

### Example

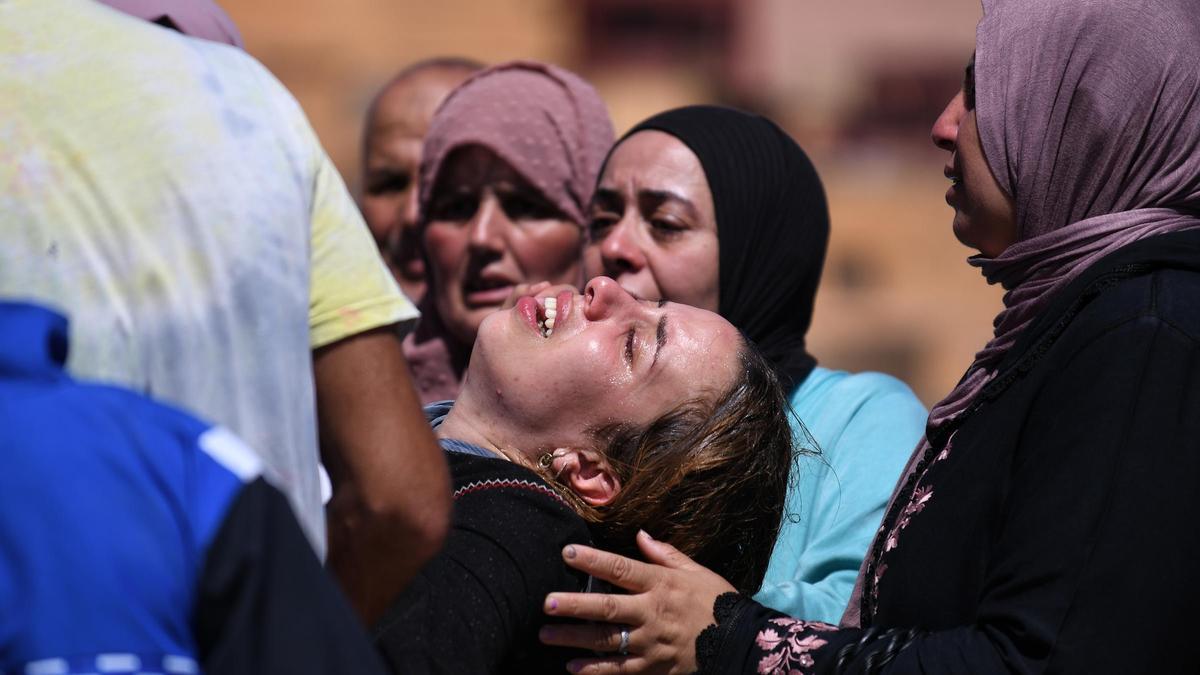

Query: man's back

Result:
[0,0,416,553]
[0,302,391,674]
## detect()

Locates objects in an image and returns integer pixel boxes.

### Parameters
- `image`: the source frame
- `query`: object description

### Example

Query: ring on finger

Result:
[618,627,630,656]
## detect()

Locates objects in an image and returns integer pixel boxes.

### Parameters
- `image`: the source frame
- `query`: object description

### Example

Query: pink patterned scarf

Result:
[418,60,615,226]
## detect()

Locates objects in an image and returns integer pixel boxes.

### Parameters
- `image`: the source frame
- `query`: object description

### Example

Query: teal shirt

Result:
[754,366,927,623]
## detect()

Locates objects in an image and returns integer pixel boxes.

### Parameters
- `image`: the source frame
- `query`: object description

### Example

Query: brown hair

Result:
[547,337,798,594]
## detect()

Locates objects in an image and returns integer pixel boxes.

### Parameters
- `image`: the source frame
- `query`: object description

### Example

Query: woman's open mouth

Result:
[945,169,963,206]
[517,291,573,339]
[535,297,557,337]
[464,276,515,307]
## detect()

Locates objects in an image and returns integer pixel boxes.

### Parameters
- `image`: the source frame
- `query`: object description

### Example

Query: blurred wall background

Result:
[221,0,1002,406]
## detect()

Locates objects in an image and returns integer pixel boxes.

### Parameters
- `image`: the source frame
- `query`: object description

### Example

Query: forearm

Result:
[324,480,448,624]
[315,326,451,624]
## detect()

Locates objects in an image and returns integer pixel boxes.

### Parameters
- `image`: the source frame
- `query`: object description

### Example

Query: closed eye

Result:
[587,214,619,241]
[624,328,636,365]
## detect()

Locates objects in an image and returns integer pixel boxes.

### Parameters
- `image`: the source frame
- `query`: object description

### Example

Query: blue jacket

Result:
[755,367,926,623]
[0,302,384,675]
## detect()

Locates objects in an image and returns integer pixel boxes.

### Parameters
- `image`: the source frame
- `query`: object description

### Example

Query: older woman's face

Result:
[424,145,583,345]
[932,88,1018,257]
[583,131,720,312]
[466,276,740,450]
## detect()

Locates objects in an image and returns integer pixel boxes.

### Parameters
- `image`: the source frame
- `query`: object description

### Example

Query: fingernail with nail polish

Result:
[564,545,576,559]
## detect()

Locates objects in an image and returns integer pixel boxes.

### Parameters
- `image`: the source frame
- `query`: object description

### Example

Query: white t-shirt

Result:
[0,0,418,556]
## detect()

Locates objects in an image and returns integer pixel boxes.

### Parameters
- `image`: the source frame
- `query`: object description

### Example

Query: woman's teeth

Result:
[538,297,557,337]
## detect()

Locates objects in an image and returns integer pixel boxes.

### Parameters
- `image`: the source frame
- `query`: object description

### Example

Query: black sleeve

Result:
[697,593,884,675]
[193,478,389,675]
[371,457,592,674]
[704,315,1200,673]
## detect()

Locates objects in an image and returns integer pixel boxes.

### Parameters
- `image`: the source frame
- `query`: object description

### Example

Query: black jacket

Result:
[701,230,1200,674]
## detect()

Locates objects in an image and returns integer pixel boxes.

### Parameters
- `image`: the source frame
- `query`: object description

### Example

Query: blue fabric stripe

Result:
[424,400,499,458]
[438,438,498,458]
[13,651,198,675]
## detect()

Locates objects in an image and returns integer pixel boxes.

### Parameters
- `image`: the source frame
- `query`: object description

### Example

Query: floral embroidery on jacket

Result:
[755,617,836,674]
[870,432,956,609]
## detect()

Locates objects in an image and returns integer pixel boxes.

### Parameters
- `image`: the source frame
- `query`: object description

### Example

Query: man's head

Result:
[359,58,483,301]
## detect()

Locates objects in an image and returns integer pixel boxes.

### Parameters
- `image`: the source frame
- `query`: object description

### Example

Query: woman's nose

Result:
[583,276,636,321]
[597,217,647,277]
[467,194,508,253]
[400,183,420,231]
[932,90,966,152]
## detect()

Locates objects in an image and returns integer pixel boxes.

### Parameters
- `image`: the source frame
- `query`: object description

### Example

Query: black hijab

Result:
[620,105,829,393]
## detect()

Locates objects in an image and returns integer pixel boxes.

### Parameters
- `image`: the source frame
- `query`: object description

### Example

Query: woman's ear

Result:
[551,448,620,506]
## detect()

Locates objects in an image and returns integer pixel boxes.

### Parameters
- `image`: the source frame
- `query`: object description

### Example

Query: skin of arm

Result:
[314,326,451,625]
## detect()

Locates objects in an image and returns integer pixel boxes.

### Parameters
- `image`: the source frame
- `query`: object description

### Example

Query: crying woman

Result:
[371,276,797,674]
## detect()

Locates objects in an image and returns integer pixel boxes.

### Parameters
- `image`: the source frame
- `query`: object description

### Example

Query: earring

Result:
[538,449,568,475]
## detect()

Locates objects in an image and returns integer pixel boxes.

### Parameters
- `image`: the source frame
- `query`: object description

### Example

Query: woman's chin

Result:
[952,215,986,255]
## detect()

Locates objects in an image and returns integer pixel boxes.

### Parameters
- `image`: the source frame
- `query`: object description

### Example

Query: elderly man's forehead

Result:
[368,66,478,136]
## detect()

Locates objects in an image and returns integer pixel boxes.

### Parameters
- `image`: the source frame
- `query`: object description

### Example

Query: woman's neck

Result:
[437,397,526,465]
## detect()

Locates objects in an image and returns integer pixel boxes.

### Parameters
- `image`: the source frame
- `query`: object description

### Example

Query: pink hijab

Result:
[845,0,1200,626]
[405,61,614,405]
[97,0,244,48]
[418,60,615,226]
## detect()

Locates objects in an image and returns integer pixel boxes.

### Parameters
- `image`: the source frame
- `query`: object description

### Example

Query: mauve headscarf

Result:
[97,0,244,48]
[845,0,1200,626]
[418,61,615,227]
[620,106,829,392]
[929,0,1200,430]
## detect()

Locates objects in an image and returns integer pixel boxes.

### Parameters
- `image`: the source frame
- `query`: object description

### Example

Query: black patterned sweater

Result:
[372,449,592,674]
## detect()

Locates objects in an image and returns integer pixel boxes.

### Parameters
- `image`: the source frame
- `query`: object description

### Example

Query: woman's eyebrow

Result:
[638,188,699,219]
[652,314,668,367]
[591,188,622,211]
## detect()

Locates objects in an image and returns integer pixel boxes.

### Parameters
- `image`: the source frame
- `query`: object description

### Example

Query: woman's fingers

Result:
[635,530,697,571]
[544,589,639,624]
[559,544,658,592]
[501,281,550,309]
[501,281,578,309]
[539,623,629,653]
[545,539,734,675]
